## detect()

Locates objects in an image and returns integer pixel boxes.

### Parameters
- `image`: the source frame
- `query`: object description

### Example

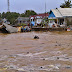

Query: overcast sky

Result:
[0,0,65,13]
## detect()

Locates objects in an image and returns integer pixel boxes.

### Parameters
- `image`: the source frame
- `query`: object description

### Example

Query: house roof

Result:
[51,8,72,18]
[17,17,29,21]
[30,13,49,19]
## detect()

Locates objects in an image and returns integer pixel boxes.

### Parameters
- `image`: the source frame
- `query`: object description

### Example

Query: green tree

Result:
[21,10,37,17]
[1,10,37,24]
[20,13,25,17]
[0,13,1,18]
[2,12,6,18]
[2,12,20,24]
[60,0,71,8]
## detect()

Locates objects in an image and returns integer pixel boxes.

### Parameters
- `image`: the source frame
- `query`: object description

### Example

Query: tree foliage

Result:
[0,10,37,24]
[0,13,1,18]
[60,0,71,8]
[20,10,37,17]
[1,12,20,24]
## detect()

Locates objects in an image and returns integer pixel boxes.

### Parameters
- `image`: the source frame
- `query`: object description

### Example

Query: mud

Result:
[0,31,72,72]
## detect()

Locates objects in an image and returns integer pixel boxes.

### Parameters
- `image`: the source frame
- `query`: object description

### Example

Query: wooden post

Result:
[57,18,58,24]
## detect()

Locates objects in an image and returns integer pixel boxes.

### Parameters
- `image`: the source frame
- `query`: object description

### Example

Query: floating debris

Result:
[48,65,59,69]
[5,64,19,70]
[4,49,7,50]
[65,66,71,69]
[34,35,39,39]
[57,57,59,59]
[43,58,45,60]
[27,52,29,54]
[40,67,43,68]
[17,68,25,71]
[17,51,47,57]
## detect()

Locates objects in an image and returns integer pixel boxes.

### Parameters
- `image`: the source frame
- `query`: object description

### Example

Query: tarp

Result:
[31,21,35,26]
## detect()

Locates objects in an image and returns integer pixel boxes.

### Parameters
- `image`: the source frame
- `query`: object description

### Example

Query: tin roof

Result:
[30,13,49,19]
[17,17,29,21]
[52,8,72,18]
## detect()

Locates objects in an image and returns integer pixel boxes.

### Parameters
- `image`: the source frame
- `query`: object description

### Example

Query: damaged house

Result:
[48,8,72,27]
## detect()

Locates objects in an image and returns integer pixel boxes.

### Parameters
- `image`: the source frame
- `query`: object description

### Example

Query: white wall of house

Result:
[36,19,42,24]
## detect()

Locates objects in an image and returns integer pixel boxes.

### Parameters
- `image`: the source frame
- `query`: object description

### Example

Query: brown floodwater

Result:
[0,31,72,72]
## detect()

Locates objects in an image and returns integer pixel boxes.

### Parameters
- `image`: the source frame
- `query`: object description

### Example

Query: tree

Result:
[60,0,71,8]
[2,12,6,18]
[0,10,37,24]
[2,12,20,24]
[21,10,37,17]
[20,13,25,17]
[0,13,1,18]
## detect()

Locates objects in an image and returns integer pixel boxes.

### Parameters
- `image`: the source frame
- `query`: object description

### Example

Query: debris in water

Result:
[34,35,39,39]
[41,43,45,44]
[27,52,29,54]
[49,65,54,68]
[17,68,25,71]
[55,45,57,46]
[43,58,45,60]
[48,65,59,69]
[4,49,7,50]
[57,57,59,59]
[65,66,71,69]
[41,67,43,68]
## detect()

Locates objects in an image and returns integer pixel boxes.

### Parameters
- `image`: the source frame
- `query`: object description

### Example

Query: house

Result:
[48,8,72,27]
[30,13,49,25]
[2,18,10,24]
[17,17,30,25]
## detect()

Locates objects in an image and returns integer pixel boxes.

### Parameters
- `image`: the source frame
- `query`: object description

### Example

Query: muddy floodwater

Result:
[0,31,72,72]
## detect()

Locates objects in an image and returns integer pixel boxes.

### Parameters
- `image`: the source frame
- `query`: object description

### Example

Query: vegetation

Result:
[60,0,71,8]
[0,10,37,24]
[21,10,37,17]
[18,23,27,26]
[1,12,20,24]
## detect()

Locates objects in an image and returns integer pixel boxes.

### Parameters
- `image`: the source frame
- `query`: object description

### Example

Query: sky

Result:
[0,0,65,13]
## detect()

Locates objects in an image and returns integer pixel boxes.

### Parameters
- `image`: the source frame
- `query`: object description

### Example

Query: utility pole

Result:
[45,0,47,27]
[45,0,46,17]
[7,0,10,12]
[45,0,47,21]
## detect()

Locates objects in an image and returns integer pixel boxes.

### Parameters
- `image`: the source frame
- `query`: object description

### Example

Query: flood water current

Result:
[0,31,72,72]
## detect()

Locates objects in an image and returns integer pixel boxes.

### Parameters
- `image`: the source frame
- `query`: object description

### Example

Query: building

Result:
[17,17,30,25]
[30,13,49,25]
[2,18,10,24]
[48,8,72,26]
